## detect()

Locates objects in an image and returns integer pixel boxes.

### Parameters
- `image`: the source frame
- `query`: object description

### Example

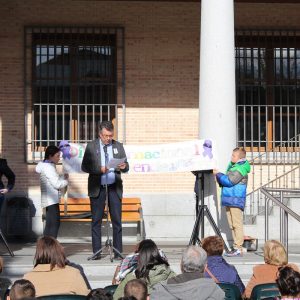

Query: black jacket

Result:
[81,139,129,198]
[0,159,15,191]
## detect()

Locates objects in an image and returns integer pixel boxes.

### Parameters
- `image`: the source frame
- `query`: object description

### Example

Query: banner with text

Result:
[61,139,218,174]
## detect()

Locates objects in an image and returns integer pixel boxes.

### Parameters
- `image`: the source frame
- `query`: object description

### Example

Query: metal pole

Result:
[280,191,283,243]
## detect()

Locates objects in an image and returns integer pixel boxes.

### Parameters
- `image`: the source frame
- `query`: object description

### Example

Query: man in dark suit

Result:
[0,159,15,213]
[81,121,129,259]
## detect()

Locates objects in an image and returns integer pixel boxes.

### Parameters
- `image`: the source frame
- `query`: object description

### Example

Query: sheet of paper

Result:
[107,157,126,169]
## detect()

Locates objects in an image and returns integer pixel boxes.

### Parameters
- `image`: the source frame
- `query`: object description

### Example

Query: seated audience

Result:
[113,239,175,299]
[87,288,113,300]
[244,240,299,298]
[0,256,12,300]
[113,241,167,284]
[23,236,90,297]
[151,245,225,300]
[66,259,91,289]
[276,266,300,300]
[124,279,148,300]
[202,235,245,293]
[9,279,36,300]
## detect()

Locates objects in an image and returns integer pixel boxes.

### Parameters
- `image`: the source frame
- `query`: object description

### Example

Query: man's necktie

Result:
[103,145,109,166]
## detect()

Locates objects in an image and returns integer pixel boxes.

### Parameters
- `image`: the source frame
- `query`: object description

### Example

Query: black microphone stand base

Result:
[87,238,124,262]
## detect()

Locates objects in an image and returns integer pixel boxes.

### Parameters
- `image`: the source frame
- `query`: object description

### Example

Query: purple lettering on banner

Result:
[133,164,151,172]
[133,164,142,172]
[142,164,151,172]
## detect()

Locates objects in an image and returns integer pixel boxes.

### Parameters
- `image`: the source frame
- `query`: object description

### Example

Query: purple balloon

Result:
[202,139,213,159]
[59,140,71,160]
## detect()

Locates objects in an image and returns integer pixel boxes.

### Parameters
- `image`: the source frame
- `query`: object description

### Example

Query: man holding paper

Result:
[81,120,129,259]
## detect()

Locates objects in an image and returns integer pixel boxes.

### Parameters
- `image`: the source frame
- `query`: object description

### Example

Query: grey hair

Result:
[98,120,114,132]
[181,246,207,273]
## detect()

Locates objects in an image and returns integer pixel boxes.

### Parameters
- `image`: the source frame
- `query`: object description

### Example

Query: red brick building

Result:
[1,0,300,239]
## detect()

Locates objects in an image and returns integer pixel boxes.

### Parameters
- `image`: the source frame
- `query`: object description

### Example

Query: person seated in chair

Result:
[151,245,224,300]
[113,239,175,299]
[276,266,300,300]
[87,288,113,300]
[244,240,299,298]
[202,235,245,293]
[9,279,36,300]
[23,236,90,297]
[124,279,148,300]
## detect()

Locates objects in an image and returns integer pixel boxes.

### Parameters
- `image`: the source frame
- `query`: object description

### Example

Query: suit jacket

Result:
[81,139,129,198]
[0,159,15,191]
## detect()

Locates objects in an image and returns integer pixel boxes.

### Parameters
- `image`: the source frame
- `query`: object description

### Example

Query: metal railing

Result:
[237,105,300,155]
[261,187,300,254]
[238,104,300,220]
[245,166,300,223]
[27,103,126,162]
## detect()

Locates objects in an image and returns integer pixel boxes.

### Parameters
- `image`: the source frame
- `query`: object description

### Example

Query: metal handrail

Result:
[261,187,300,255]
[247,165,300,197]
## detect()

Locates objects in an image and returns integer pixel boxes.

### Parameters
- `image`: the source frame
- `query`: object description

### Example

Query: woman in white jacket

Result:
[36,146,68,238]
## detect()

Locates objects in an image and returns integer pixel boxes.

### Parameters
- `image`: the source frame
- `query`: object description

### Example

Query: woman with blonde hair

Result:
[244,240,298,298]
[23,236,90,297]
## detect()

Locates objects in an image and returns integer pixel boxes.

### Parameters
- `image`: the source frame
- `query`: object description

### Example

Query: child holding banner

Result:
[214,148,250,257]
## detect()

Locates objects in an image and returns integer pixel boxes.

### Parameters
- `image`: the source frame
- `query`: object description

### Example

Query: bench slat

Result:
[56,197,144,239]
[60,198,141,204]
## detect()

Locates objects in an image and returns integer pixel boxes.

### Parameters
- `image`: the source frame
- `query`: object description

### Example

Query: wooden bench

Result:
[58,197,145,240]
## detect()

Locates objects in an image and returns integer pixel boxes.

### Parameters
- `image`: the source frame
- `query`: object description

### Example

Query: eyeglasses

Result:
[100,133,113,138]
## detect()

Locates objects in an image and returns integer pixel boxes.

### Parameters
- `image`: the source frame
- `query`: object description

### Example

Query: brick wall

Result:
[0,1,300,196]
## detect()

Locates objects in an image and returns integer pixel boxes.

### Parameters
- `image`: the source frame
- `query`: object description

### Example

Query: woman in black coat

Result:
[0,158,15,212]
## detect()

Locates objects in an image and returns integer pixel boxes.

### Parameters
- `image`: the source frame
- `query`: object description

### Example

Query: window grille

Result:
[24,26,125,162]
[235,29,300,151]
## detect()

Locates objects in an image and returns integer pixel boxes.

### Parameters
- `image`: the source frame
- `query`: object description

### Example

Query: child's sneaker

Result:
[224,248,242,257]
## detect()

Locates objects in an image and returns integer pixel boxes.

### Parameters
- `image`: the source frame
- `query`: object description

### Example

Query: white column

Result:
[198,0,236,244]
[199,0,236,168]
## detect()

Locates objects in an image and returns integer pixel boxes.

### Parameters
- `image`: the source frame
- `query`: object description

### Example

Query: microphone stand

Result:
[88,145,124,262]
[0,229,14,257]
[189,170,230,253]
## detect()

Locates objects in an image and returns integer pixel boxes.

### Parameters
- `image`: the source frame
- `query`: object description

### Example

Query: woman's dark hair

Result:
[34,236,66,270]
[44,145,60,161]
[276,266,300,297]
[135,239,169,281]
[87,288,113,300]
